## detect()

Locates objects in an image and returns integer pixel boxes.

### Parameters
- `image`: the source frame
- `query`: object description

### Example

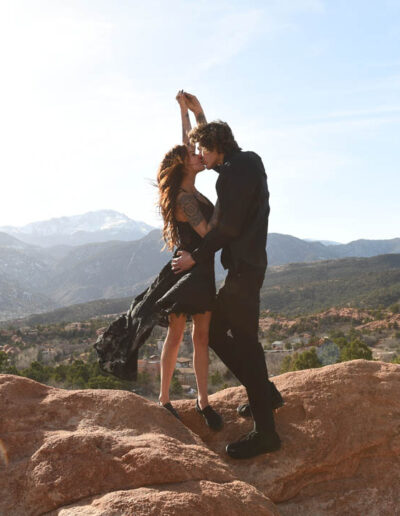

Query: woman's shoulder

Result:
[193,190,213,207]
[176,190,197,206]
[175,191,198,223]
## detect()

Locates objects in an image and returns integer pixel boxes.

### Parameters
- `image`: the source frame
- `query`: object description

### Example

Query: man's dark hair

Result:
[189,120,241,156]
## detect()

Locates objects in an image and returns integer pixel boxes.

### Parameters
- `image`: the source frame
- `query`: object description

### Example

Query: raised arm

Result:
[176,90,192,146]
[183,92,207,126]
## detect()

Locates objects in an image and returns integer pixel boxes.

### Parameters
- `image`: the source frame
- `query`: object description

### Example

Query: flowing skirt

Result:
[94,255,215,380]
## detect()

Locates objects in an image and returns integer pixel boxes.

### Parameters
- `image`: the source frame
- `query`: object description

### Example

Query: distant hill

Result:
[260,253,400,315]
[5,253,400,327]
[0,225,399,321]
[0,232,35,250]
[41,230,171,306]
[0,210,156,247]
[0,276,57,322]
[328,238,400,258]
[6,297,132,327]
[267,233,334,265]
[267,233,400,265]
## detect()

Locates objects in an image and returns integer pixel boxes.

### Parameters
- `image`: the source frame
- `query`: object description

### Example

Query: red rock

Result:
[176,360,400,515]
[0,375,277,516]
[1,360,399,515]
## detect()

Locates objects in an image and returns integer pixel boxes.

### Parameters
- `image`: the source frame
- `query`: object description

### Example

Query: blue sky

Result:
[0,0,399,242]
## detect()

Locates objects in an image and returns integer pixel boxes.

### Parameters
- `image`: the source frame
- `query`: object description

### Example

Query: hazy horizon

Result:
[2,207,400,246]
[1,1,399,242]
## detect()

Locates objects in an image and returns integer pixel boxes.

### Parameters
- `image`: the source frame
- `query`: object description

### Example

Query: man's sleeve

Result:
[191,164,256,264]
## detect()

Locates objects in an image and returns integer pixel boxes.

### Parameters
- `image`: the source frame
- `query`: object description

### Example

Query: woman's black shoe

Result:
[195,399,223,431]
[237,381,284,418]
[159,401,181,420]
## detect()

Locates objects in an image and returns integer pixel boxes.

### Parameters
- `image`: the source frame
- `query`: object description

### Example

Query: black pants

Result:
[209,267,275,433]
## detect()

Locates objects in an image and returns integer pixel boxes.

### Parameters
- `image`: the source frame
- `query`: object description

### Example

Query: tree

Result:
[0,351,10,373]
[170,375,183,395]
[293,348,322,370]
[210,371,223,386]
[87,375,130,390]
[22,361,51,383]
[281,348,322,373]
[340,339,373,361]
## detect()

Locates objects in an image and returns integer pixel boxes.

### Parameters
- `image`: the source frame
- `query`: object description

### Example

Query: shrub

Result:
[210,371,223,386]
[281,348,322,373]
[340,339,373,361]
[170,375,183,395]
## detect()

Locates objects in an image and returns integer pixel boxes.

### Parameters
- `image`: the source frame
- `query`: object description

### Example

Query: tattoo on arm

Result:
[181,111,192,145]
[178,194,205,227]
[195,111,207,125]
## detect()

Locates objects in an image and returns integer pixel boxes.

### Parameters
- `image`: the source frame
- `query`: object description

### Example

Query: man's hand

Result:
[171,250,195,274]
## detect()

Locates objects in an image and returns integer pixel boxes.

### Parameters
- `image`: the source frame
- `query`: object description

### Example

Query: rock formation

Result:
[1,360,399,515]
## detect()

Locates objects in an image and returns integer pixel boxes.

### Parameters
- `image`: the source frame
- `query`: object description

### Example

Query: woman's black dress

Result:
[94,196,215,381]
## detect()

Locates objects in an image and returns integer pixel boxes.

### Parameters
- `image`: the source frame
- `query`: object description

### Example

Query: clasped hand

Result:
[171,250,195,274]
[175,90,202,115]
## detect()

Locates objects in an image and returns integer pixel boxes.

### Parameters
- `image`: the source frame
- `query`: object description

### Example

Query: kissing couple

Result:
[95,91,283,459]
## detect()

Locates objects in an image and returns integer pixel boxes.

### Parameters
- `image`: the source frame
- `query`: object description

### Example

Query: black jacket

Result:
[192,150,270,272]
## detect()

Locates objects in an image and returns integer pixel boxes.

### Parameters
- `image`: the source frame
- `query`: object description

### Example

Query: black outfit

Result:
[94,196,215,381]
[192,149,275,433]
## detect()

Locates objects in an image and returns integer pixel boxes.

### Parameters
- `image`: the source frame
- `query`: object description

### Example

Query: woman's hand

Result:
[182,92,202,115]
[183,92,207,125]
[176,90,188,111]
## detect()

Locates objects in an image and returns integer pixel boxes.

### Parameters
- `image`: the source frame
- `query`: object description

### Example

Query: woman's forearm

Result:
[180,108,192,145]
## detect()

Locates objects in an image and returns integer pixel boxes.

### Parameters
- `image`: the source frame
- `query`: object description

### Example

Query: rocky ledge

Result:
[1,360,399,515]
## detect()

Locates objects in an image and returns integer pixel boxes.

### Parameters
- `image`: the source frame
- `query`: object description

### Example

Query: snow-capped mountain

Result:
[0,210,156,247]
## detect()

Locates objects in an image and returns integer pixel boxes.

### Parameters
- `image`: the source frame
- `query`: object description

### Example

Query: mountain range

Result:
[0,210,155,247]
[0,210,399,321]
[6,252,400,327]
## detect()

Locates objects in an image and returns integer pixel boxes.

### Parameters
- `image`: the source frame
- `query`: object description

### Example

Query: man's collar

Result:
[214,149,240,173]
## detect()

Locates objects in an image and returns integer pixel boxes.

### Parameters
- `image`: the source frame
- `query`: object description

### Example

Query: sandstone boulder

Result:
[176,359,400,515]
[0,374,277,516]
[1,360,399,516]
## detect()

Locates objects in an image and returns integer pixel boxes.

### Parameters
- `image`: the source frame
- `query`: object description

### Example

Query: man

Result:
[172,93,282,459]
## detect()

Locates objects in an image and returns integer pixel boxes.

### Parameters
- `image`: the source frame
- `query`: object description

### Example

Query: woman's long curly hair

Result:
[157,144,188,251]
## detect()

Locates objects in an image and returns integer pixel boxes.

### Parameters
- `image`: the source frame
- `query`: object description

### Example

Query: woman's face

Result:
[185,148,205,174]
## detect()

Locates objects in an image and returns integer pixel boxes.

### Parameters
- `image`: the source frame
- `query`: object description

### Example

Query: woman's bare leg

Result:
[192,311,212,409]
[159,313,186,405]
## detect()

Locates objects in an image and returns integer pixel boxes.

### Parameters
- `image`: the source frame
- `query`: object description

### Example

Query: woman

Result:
[155,91,222,429]
[95,91,222,431]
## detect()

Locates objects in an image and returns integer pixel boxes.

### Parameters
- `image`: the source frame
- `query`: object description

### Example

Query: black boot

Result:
[196,399,224,431]
[226,429,281,459]
[237,381,284,418]
[159,401,181,420]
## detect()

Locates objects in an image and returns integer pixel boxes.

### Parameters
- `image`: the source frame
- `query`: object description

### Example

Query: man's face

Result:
[199,146,223,170]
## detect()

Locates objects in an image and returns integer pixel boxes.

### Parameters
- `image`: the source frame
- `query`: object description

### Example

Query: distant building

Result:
[288,336,303,346]
[137,357,160,377]
[176,367,196,388]
[176,357,191,368]
[181,384,197,396]
[0,345,16,355]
